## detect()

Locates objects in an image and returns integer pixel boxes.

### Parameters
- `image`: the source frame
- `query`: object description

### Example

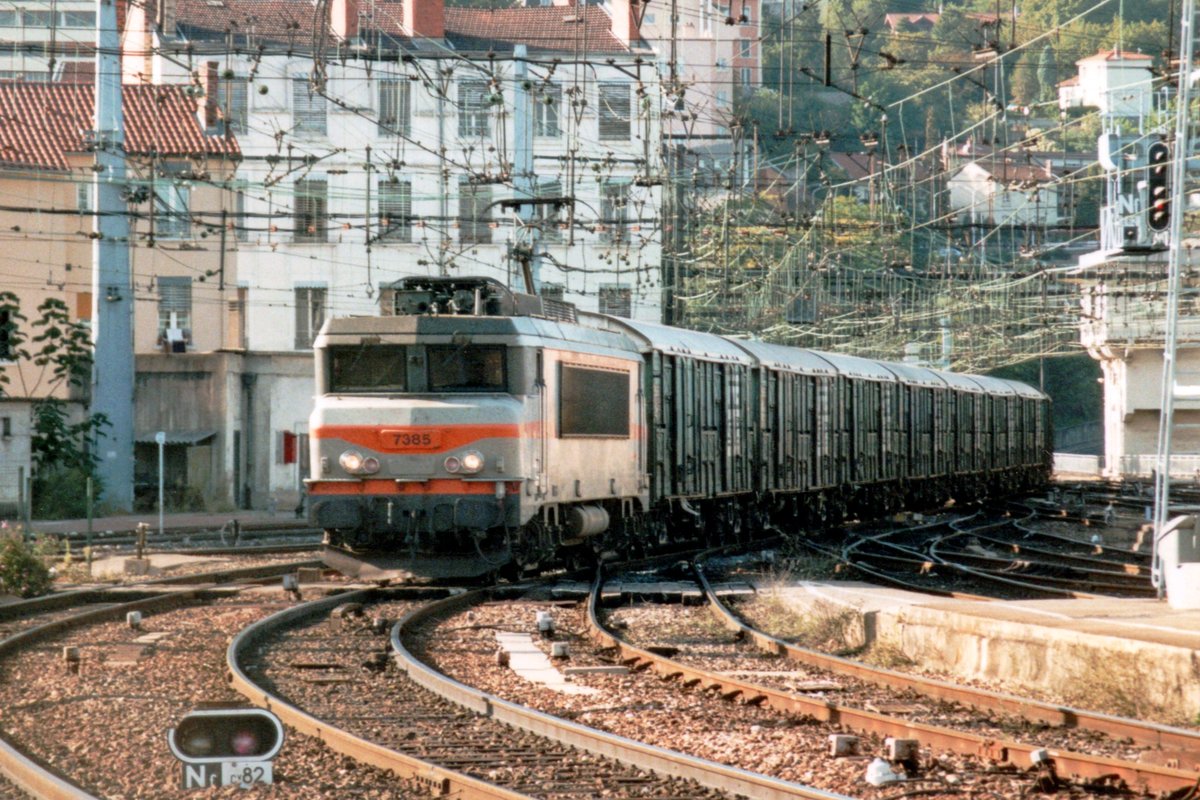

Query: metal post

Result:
[86,476,93,556]
[156,431,166,536]
[1151,0,1198,598]
[17,466,26,542]
[512,44,540,294]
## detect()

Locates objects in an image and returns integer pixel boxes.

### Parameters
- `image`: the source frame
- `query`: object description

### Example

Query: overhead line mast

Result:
[1151,0,1198,597]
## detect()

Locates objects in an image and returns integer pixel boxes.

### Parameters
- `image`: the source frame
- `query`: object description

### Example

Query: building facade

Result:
[113,0,664,510]
[0,83,239,514]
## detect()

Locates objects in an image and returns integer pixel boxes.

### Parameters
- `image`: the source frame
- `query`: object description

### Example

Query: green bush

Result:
[0,537,53,598]
[32,466,100,520]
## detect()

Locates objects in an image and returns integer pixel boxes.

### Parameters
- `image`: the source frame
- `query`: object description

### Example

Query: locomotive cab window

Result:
[428,345,507,392]
[329,345,408,392]
[559,364,629,437]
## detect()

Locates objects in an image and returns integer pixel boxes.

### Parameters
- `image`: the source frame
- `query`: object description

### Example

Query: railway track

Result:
[231,584,847,799]
[693,551,1200,763]
[587,563,1200,797]
[0,558,369,799]
[793,506,1154,599]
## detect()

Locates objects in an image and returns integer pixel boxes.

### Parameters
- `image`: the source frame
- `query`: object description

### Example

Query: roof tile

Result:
[0,83,240,171]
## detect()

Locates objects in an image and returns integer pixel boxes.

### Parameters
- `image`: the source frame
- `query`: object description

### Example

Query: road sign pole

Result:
[156,431,166,536]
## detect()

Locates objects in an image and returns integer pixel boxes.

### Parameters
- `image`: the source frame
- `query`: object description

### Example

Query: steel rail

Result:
[962,531,1150,575]
[393,584,853,800]
[226,587,538,800]
[0,590,213,800]
[589,564,1200,796]
[925,547,1154,596]
[694,554,1200,755]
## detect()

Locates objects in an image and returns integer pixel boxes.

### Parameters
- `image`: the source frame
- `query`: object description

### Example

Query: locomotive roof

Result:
[317,314,640,359]
[724,339,839,375]
[595,316,757,364]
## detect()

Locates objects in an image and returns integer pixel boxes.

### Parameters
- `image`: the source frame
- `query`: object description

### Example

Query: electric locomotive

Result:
[307,276,1052,579]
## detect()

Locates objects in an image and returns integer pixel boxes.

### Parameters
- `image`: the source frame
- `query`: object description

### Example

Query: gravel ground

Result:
[407,591,1071,800]
[609,602,1156,758]
[242,601,731,799]
[0,586,429,799]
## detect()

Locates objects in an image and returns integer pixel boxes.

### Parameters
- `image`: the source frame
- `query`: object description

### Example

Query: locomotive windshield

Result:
[428,345,506,392]
[328,344,408,392]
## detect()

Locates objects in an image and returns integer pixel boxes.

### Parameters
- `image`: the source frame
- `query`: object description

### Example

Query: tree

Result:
[1037,45,1057,103]
[0,295,108,518]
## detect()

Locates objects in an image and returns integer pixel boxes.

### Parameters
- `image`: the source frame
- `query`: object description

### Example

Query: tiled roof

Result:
[445,6,630,53]
[1078,48,1153,63]
[883,10,1001,30]
[0,84,240,171]
[958,157,1058,184]
[175,0,354,44]
[172,0,630,52]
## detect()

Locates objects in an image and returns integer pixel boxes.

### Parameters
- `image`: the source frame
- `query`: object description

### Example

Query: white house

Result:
[0,1,95,81]
[947,158,1065,228]
[1058,49,1154,118]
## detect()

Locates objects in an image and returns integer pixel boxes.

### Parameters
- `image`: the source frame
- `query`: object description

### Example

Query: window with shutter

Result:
[157,276,192,344]
[378,179,413,242]
[378,79,412,137]
[458,179,492,244]
[598,83,631,140]
[294,179,328,243]
[458,80,490,137]
[295,287,326,349]
[218,77,249,135]
[292,78,327,134]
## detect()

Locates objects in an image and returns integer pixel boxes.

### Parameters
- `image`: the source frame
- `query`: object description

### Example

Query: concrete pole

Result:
[91,0,135,510]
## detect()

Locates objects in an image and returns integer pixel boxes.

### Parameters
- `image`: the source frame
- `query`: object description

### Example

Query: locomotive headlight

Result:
[444,456,462,473]
[361,456,380,475]
[339,450,365,473]
[460,451,485,474]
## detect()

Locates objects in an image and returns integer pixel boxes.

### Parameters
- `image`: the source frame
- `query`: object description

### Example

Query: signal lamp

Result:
[1147,141,1170,232]
[168,708,285,764]
[460,451,485,474]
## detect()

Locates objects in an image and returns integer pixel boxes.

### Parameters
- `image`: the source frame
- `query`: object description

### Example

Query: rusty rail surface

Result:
[694,556,1200,756]
[227,587,538,800]
[0,590,214,800]
[393,585,853,800]
[590,563,1200,796]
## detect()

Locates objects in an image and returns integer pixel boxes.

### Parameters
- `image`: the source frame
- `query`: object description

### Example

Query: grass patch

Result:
[737,594,864,653]
[862,637,915,669]
[1055,647,1188,725]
